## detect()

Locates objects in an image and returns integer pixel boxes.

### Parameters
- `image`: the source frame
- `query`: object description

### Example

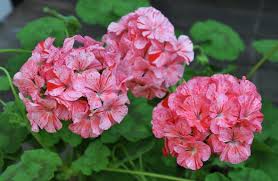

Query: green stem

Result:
[43,7,65,20]
[0,49,31,54]
[43,7,69,37]
[0,67,23,114]
[139,155,144,171]
[0,99,6,107]
[193,45,204,54]
[4,155,17,161]
[119,145,137,169]
[103,168,191,181]
[247,43,278,78]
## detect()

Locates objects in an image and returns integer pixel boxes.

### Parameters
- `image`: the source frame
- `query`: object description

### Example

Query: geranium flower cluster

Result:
[152,74,263,170]
[103,7,194,99]
[13,35,129,138]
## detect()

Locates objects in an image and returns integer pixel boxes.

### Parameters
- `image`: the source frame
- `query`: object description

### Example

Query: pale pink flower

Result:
[166,35,194,65]
[136,7,174,42]
[69,115,103,138]
[238,94,263,132]
[96,94,129,130]
[174,141,211,170]
[46,65,82,101]
[65,49,102,72]
[209,94,240,133]
[20,94,62,133]
[217,127,253,164]
[81,69,120,110]
[152,98,191,139]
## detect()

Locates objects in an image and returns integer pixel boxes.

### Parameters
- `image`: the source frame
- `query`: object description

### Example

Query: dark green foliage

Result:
[253,40,278,62]
[0,149,62,181]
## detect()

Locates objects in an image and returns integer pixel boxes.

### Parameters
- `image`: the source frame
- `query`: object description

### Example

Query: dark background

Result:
[0,0,278,103]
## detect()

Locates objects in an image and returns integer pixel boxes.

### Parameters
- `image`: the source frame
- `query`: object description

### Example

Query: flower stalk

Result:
[103,167,192,181]
[247,43,278,78]
[0,49,31,54]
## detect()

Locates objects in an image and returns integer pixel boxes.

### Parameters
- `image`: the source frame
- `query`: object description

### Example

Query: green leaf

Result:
[183,66,214,81]
[0,149,62,181]
[246,147,278,180]
[256,100,278,141]
[205,172,229,181]
[253,40,278,62]
[17,17,67,49]
[0,151,4,171]
[3,102,27,127]
[112,0,149,17]
[228,168,271,181]
[34,131,60,148]
[63,16,82,36]
[116,95,153,142]
[143,140,180,176]
[0,76,10,91]
[92,172,134,181]
[114,139,154,167]
[210,156,245,169]
[76,0,150,26]
[34,122,82,148]
[58,124,82,147]
[72,140,110,175]
[0,104,28,153]
[101,95,153,143]
[101,126,121,144]
[6,54,31,76]
[190,20,245,61]
[76,0,115,26]
[196,53,209,65]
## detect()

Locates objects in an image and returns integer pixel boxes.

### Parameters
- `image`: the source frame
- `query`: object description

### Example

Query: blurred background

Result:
[0,0,278,104]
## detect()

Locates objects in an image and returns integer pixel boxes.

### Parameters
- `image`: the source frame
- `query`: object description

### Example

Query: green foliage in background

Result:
[190,20,245,61]
[0,1,278,181]
[76,0,150,26]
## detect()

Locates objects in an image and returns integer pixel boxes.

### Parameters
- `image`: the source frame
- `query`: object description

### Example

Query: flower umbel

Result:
[152,74,263,170]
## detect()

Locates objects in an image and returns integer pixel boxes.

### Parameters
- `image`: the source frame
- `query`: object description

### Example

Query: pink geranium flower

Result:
[104,7,194,99]
[152,74,263,170]
[217,126,253,164]
[174,141,211,170]
[136,7,174,42]
[13,35,129,137]
[20,94,63,133]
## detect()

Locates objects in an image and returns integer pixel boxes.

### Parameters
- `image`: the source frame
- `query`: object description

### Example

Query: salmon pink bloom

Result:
[97,94,129,130]
[20,94,63,133]
[13,35,129,137]
[152,74,263,170]
[104,7,194,99]
[174,141,211,170]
